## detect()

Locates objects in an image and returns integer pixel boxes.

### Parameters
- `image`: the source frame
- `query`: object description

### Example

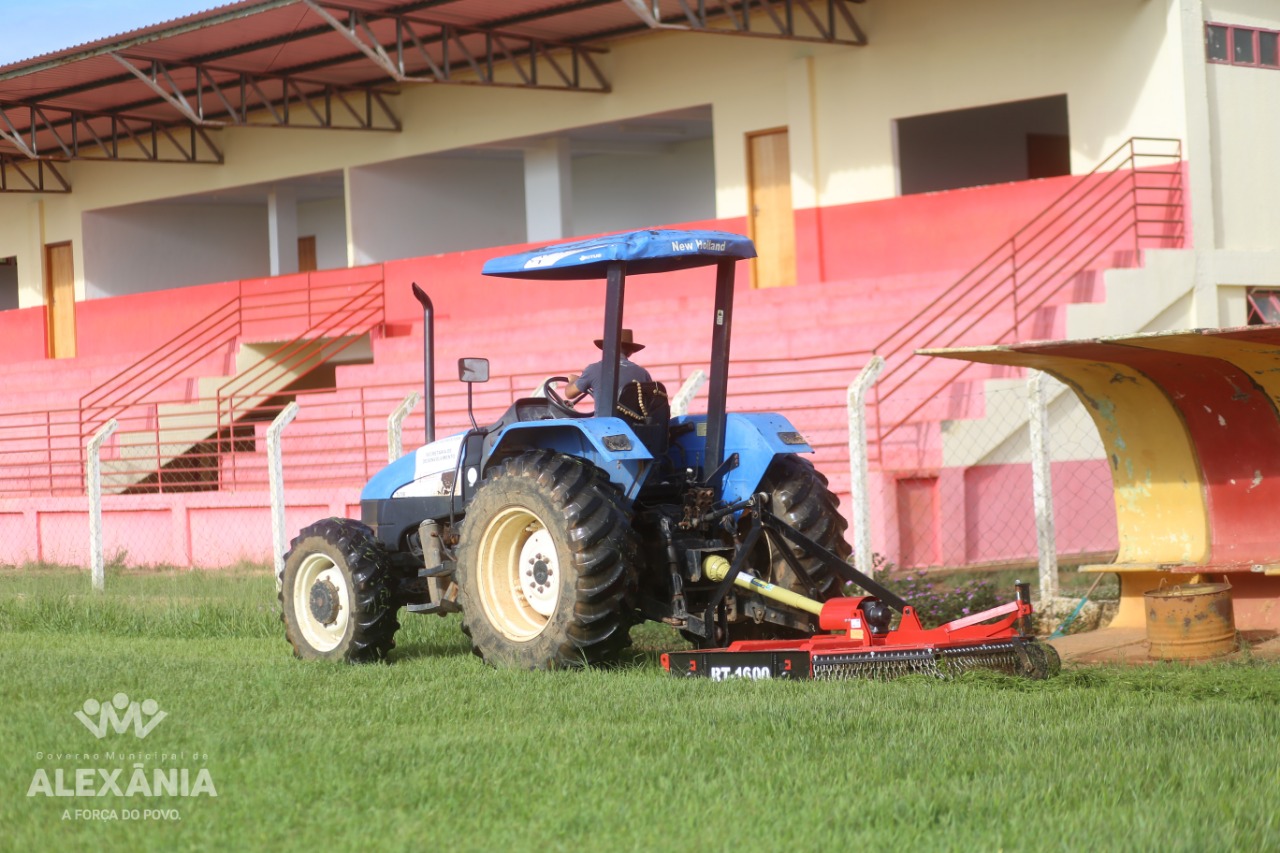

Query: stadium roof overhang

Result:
[0,0,868,193]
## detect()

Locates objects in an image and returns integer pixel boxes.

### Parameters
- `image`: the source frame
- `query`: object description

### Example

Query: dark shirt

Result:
[575,357,652,398]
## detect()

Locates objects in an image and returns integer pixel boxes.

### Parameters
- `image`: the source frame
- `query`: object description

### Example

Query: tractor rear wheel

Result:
[456,451,638,669]
[280,518,400,662]
[736,455,851,640]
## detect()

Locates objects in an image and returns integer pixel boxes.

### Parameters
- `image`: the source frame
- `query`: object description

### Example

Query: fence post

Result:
[671,369,707,417]
[847,357,885,576]
[86,419,118,593]
[529,376,554,398]
[268,402,300,589]
[1028,371,1058,604]
[388,391,422,462]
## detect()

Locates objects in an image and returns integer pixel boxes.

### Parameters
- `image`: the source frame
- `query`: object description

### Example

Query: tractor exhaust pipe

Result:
[410,283,435,445]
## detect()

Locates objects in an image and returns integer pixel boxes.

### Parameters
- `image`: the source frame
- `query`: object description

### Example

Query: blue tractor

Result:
[279,229,898,668]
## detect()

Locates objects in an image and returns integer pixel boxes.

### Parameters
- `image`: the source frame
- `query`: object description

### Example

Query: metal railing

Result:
[68,275,385,494]
[0,139,1186,498]
[216,280,384,489]
[870,137,1185,466]
[0,407,83,496]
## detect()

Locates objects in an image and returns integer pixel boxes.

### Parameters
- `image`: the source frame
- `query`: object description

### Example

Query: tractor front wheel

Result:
[456,451,638,669]
[280,518,400,662]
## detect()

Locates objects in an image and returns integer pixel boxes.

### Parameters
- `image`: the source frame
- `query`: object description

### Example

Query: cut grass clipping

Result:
[1,565,1277,851]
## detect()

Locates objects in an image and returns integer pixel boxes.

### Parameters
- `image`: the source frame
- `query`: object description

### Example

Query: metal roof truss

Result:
[105,55,402,130]
[0,101,223,164]
[0,0,870,192]
[0,156,69,193]
[620,0,866,46]
[303,1,610,90]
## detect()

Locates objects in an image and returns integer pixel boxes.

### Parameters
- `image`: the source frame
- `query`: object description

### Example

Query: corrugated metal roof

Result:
[0,0,865,179]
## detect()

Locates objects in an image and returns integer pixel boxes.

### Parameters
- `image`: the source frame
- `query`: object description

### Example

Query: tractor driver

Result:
[565,329,652,402]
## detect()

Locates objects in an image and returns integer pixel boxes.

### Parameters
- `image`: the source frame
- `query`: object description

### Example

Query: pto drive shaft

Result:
[703,555,823,616]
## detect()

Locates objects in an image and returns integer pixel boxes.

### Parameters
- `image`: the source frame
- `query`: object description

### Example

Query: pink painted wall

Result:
[0,177,1160,569]
[0,490,360,568]
[0,305,46,361]
[0,179,1098,365]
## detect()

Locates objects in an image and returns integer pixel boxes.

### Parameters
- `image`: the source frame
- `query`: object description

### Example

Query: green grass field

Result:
[1,566,1277,852]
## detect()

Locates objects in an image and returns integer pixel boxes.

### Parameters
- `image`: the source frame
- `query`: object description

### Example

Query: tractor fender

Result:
[670,412,813,504]
[486,417,654,501]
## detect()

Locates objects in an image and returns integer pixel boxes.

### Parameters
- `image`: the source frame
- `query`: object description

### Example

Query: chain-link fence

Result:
[20,360,1120,588]
[858,372,1117,578]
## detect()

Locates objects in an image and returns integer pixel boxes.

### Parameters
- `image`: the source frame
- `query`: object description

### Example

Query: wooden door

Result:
[43,242,76,359]
[746,128,796,288]
[297,235,317,273]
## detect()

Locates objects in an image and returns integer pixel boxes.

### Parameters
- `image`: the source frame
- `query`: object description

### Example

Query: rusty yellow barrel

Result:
[1143,583,1237,660]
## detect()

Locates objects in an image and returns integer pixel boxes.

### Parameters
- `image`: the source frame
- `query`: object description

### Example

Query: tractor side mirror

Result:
[458,357,489,383]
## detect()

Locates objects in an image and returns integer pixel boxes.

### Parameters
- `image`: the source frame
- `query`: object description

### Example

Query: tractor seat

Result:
[616,381,670,456]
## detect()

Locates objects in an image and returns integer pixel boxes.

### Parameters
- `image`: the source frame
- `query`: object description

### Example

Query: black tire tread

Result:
[279,517,400,663]
[761,454,851,599]
[457,450,638,669]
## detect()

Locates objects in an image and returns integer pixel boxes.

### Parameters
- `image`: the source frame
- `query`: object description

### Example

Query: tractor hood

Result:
[481,229,756,280]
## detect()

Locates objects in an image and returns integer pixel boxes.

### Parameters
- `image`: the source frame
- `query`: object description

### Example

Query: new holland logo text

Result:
[671,239,728,252]
[75,693,167,740]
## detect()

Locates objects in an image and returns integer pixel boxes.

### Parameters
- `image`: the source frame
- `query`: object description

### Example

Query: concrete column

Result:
[788,55,824,283]
[267,186,299,276]
[1179,0,1220,325]
[19,199,45,308]
[342,166,358,268]
[524,138,573,243]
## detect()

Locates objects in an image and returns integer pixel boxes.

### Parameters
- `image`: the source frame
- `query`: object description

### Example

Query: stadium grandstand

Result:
[0,0,1276,607]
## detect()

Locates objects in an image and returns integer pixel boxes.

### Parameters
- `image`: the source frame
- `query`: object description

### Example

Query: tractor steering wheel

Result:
[540,376,593,418]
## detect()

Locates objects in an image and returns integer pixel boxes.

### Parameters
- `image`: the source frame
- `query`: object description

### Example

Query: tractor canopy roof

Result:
[481,229,756,280]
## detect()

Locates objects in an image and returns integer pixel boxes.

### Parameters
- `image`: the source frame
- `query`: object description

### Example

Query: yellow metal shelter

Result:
[926,325,1280,631]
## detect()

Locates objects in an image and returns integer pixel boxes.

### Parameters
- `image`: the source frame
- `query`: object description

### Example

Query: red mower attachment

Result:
[662,565,1061,681]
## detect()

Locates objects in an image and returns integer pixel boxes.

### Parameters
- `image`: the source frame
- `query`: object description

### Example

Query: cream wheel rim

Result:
[293,553,351,652]
[477,505,561,641]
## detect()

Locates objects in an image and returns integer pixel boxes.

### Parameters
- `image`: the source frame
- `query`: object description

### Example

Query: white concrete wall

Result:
[570,138,716,235]
[1203,0,1280,250]
[82,204,269,298]
[0,199,45,308]
[297,198,347,271]
[347,156,525,265]
[0,0,1189,305]
[896,96,1069,195]
[814,0,1187,207]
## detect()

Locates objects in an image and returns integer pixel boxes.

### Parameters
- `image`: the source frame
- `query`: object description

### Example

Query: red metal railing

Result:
[68,275,385,494]
[1246,289,1280,326]
[206,349,872,493]
[0,139,1187,499]
[216,280,384,489]
[870,137,1185,465]
[0,407,83,496]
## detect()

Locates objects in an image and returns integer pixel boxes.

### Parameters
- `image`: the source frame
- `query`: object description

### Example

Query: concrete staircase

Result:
[940,248,1197,468]
[100,335,373,493]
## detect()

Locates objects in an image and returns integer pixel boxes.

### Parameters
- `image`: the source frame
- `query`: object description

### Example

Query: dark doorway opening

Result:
[896,95,1070,195]
[0,257,17,311]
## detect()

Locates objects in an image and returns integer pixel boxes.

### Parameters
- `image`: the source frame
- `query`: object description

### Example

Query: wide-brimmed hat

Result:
[593,328,645,355]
